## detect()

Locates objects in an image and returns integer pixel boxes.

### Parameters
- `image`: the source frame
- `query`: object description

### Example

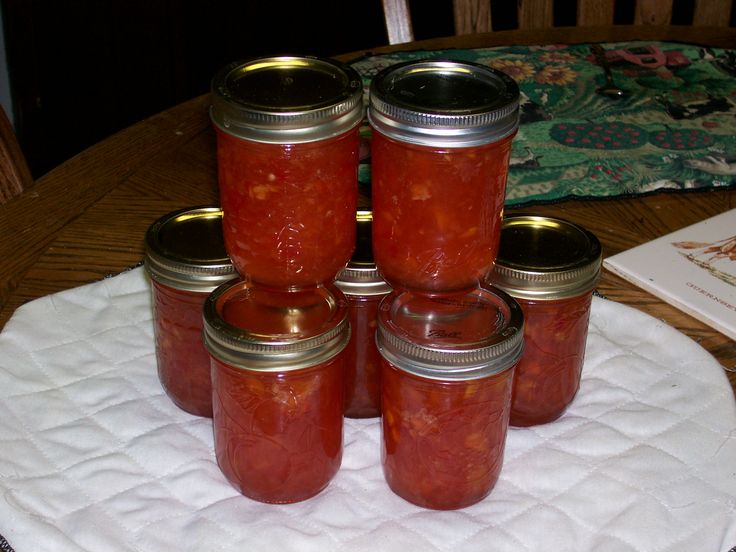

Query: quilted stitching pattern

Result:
[0,268,734,552]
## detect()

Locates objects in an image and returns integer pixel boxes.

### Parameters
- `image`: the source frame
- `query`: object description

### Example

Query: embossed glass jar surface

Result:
[211,56,364,288]
[368,59,520,294]
[335,211,391,418]
[376,284,524,510]
[203,279,349,503]
[144,206,236,417]
[488,214,602,427]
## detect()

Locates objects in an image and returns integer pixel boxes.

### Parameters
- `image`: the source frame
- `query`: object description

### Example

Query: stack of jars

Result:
[204,56,371,504]
[146,56,372,504]
[367,60,525,510]
[145,55,602,510]
[368,59,602,509]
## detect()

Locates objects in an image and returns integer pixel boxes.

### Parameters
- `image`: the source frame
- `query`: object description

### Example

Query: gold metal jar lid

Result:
[490,215,602,300]
[335,211,391,297]
[144,206,236,292]
[210,55,364,144]
[203,280,350,372]
[368,59,520,148]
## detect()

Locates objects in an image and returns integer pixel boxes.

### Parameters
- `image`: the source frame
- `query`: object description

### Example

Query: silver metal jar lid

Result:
[144,206,236,292]
[210,55,364,144]
[490,215,602,300]
[368,59,520,148]
[335,211,391,297]
[203,280,350,372]
[376,284,524,381]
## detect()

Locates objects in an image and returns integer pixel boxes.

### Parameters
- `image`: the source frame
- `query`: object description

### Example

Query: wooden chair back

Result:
[0,106,32,205]
[383,0,734,44]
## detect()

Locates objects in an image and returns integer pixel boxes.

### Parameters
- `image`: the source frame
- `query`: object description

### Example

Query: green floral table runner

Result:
[351,42,736,206]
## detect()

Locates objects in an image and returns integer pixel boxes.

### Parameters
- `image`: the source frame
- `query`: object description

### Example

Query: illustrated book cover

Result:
[603,208,736,341]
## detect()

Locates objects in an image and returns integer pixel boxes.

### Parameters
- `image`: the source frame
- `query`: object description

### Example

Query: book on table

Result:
[603,208,736,341]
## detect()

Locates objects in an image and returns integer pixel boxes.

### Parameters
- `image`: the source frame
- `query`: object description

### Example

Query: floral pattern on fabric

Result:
[351,42,736,207]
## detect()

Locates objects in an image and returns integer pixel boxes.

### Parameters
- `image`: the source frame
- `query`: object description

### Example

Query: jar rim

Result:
[203,280,350,371]
[144,205,236,292]
[368,59,520,148]
[210,55,364,144]
[490,214,602,300]
[376,284,524,380]
[335,263,392,297]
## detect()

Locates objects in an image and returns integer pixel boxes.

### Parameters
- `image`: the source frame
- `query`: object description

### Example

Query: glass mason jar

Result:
[210,56,364,289]
[368,59,520,294]
[335,211,391,418]
[203,279,350,504]
[376,284,524,510]
[488,215,602,427]
[144,206,236,418]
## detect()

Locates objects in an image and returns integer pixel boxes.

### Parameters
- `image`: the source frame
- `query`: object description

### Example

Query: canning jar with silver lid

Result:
[368,59,520,294]
[211,55,364,289]
[488,214,602,427]
[144,205,236,418]
[335,211,391,418]
[376,283,524,510]
[203,279,350,503]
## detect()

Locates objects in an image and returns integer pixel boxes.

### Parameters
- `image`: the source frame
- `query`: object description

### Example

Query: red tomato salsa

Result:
[342,293,384,418]
[510,293,593,427]
[211,356,344,503]
[152,281,214,417]
[381,362,515,510]
[216,128,359,288]
[371,132,514,293]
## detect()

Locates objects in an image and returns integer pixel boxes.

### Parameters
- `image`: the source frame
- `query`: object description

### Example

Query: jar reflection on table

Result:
[210,56,364,288]
[368,59,520,294]
[335,211,391,418]
[144,206,236,418]
[203,279,349,503]
[488,215,602,427]
[376,284,524,510]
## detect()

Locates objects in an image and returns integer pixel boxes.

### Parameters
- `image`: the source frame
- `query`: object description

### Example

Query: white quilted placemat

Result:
[0,267,735,552]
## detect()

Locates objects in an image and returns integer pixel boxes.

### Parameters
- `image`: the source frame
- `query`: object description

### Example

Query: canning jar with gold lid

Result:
[203,279,349,503]
[211,55,364,289]
[368,59,520,294]
[376,284,524,510]
[144,205,236,418]
[488,214,602,427]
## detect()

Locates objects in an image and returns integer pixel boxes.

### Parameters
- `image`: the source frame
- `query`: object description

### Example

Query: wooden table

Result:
[1,26,734,391]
